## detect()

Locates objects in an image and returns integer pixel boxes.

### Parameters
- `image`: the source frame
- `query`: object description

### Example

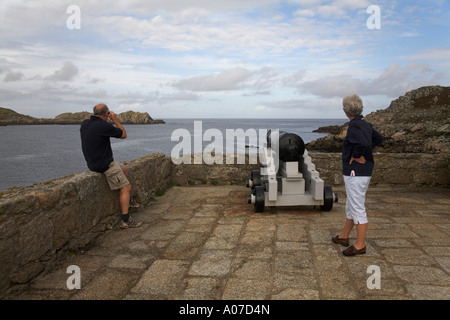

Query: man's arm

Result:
[108,111,127,139]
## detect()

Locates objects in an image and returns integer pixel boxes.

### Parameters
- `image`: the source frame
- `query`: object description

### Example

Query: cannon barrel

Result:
[266,130,305,162]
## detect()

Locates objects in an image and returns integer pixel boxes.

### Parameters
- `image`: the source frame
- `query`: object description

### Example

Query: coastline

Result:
[0,108,165,126]
[0,120,166,125]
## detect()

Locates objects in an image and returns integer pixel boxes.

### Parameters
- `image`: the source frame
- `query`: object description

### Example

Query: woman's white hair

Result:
[342,94,363,117]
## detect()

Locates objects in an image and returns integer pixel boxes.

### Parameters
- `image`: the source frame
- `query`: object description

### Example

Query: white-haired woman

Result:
[332,94,383,256]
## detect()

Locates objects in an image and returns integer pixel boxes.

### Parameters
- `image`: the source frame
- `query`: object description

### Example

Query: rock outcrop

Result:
[0,108,165,125]
[307,85,450,154]
[115,110,165,124]
[0,108,39,125]
[53,111,92,124]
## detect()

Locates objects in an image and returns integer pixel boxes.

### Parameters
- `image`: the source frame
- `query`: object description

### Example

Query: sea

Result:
[0,118,346,191]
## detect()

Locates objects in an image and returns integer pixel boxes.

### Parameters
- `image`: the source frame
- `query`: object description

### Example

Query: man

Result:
[80,103,142,228]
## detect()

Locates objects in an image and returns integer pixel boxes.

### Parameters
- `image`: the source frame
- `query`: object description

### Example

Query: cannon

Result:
[246,130,338,213]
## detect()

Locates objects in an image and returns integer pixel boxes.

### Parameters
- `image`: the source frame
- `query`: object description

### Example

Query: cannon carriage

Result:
[246,130,338,213]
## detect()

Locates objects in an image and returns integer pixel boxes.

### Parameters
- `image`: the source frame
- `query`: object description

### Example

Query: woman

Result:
[332,94,383,256]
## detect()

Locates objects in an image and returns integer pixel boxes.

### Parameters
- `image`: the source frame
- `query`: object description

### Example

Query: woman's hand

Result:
[350,156,366,164]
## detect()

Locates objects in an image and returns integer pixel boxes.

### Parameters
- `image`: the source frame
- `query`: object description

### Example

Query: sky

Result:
[0,0,449,119]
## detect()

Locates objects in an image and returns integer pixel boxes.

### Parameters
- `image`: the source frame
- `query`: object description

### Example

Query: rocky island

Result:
[0,108,165,125]
[307,85,449,154]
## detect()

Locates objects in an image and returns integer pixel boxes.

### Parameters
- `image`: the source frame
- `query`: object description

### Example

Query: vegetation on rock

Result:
[0,108,164,125]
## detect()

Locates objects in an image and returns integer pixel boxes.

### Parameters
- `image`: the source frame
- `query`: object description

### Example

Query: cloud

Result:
[45,61,79,82]
[242,90,271,97]
[109,90,200,105]
[4,71,24,82]
[156,91,199,103]
[299,62,444,98]
[116,102,144,112]
[87,3,365,55]
[0,60,11,74]
[0,59,24,81]
[402,47,450,61]
[294,0,372,18]
[172,66,290,92]
[257,97,343,117]
[282,70,306,87]
[301,74,366,97]
[173,67,253,91]
[370,62,443,96]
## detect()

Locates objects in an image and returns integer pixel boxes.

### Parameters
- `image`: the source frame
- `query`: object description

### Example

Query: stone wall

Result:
[172,152,450,187]
[170,153,260,186]
[0,153,172,295]
[0,152,448,296]
[310,153,450,186]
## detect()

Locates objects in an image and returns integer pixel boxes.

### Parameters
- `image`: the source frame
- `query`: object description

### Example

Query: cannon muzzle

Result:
[266,130,305,162]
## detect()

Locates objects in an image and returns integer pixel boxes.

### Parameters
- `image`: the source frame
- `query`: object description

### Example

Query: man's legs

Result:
[118,166,142,228]
[103,162,141,228]
[119,164,131,215]
[122,164,129,178]
[120,184,131,215]
[120,165,140,208]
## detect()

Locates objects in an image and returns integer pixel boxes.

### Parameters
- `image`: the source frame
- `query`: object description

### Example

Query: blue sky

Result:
[0,0,449,119]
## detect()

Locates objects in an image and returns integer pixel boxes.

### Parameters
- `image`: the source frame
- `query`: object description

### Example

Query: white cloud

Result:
[255,96,345,118]
[116,102,144,112]
[4,71,24,82]
[299,62,444,98]
[295,0,372,18]
[85,3,365,55]
[173,67,253,91]
[402,47,450,61]
[172,66,289,92]
[45,61,79,82]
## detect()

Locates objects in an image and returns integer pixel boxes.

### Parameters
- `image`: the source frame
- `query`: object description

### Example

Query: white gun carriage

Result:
[247,130,338,213]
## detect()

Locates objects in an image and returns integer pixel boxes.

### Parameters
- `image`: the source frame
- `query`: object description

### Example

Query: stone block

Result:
[189,250,233,277]
[382,168,411,184]
[413,170,435,185]
[131,259,189,295]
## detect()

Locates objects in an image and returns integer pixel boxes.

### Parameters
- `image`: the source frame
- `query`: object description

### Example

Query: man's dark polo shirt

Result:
[80,116,123,173]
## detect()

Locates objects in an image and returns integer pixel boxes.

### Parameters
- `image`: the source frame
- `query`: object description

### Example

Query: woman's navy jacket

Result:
[342,115,383,177]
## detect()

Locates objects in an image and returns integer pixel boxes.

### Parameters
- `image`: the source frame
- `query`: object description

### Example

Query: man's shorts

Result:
[103,161,130,190]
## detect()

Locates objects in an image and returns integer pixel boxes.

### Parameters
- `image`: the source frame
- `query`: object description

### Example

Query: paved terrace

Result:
[7,184,450,300]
